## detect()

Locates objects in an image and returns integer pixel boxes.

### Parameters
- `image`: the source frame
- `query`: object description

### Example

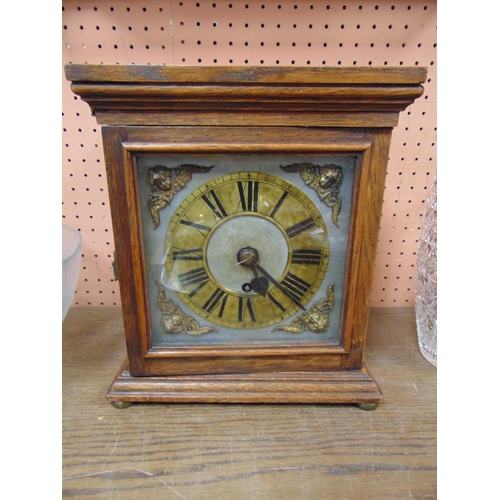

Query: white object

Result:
[415,178,437,367]
[62,224,82,321]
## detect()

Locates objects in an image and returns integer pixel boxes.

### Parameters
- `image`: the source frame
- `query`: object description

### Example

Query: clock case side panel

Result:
[101,127,152,375]
[341,128,393,369]
[102,125,389,376]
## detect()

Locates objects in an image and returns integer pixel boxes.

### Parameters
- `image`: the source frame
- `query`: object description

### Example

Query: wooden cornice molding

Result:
[65,64,426,127]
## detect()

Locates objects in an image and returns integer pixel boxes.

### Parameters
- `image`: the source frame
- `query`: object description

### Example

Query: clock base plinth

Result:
[106,360,382,407]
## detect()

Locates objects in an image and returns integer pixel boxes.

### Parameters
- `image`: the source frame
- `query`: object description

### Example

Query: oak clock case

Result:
[65,63,426,408]
[138,155,356,348]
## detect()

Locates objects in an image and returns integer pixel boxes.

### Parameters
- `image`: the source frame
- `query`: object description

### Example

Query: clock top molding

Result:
[65,64,426,128]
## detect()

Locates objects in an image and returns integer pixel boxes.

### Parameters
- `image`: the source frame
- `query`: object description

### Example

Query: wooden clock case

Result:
[65,65,426,408]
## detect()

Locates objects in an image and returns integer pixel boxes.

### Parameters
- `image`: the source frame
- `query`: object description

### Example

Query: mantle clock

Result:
[66,65,426,409]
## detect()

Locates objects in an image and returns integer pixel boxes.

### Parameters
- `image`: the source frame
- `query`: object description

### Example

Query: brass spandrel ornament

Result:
[280,163,344,228]
[156,281,218,336]
[148,165,215,229]
[273,282,335,334]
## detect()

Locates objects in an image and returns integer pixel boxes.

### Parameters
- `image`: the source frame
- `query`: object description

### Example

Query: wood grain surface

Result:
[65,65,425,127]
[65,64,427,85]
[62,307,436,499]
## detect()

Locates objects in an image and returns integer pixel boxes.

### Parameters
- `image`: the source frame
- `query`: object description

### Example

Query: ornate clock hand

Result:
[250,263,269,297]
[253,262,307,311]
[236,247,269,296]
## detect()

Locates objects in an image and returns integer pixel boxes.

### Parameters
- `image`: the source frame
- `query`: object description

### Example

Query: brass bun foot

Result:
[357,402,379,411]
[111,401,133,409]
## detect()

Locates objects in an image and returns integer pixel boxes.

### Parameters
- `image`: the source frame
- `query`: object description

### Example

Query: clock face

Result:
[136,154,356,347]
[165,171,329,329]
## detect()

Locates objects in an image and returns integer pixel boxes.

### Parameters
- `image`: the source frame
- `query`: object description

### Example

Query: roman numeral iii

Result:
[291,249,322,265]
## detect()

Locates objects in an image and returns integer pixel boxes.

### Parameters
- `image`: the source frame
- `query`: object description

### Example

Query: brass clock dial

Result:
[165,171,329,329]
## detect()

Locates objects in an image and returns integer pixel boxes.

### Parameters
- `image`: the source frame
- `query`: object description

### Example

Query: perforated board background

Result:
[62,0,437,308]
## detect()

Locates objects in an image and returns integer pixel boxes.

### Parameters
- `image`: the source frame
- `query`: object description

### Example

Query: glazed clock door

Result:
[98,121,394,379]
[135,154,357,349]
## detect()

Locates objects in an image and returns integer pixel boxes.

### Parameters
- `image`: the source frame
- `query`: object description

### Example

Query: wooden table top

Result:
[62,307,436,499]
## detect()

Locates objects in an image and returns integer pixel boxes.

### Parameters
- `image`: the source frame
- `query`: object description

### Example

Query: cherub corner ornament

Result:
[272,283,335,334]
[156,281,218,336]
[148,164,214,229]
[280,163,344,227]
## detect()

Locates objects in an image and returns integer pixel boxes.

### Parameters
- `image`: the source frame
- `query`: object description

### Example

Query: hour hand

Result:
[237,246,269,297]
[250,263,269,297]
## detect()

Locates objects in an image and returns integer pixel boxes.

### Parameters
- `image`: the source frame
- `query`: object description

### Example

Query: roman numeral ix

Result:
[172,248,203,261]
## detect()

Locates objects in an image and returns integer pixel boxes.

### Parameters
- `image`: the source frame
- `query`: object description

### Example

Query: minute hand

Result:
[253,262,307,311]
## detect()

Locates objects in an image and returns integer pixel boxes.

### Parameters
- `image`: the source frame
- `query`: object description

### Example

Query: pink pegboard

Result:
[62,0,436,308]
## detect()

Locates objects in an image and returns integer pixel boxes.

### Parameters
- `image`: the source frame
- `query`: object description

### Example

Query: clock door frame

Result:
[103,125,390,378]
[66,64,426,406]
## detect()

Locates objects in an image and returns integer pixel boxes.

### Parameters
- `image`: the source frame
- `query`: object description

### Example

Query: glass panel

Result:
[136,155,356,347]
